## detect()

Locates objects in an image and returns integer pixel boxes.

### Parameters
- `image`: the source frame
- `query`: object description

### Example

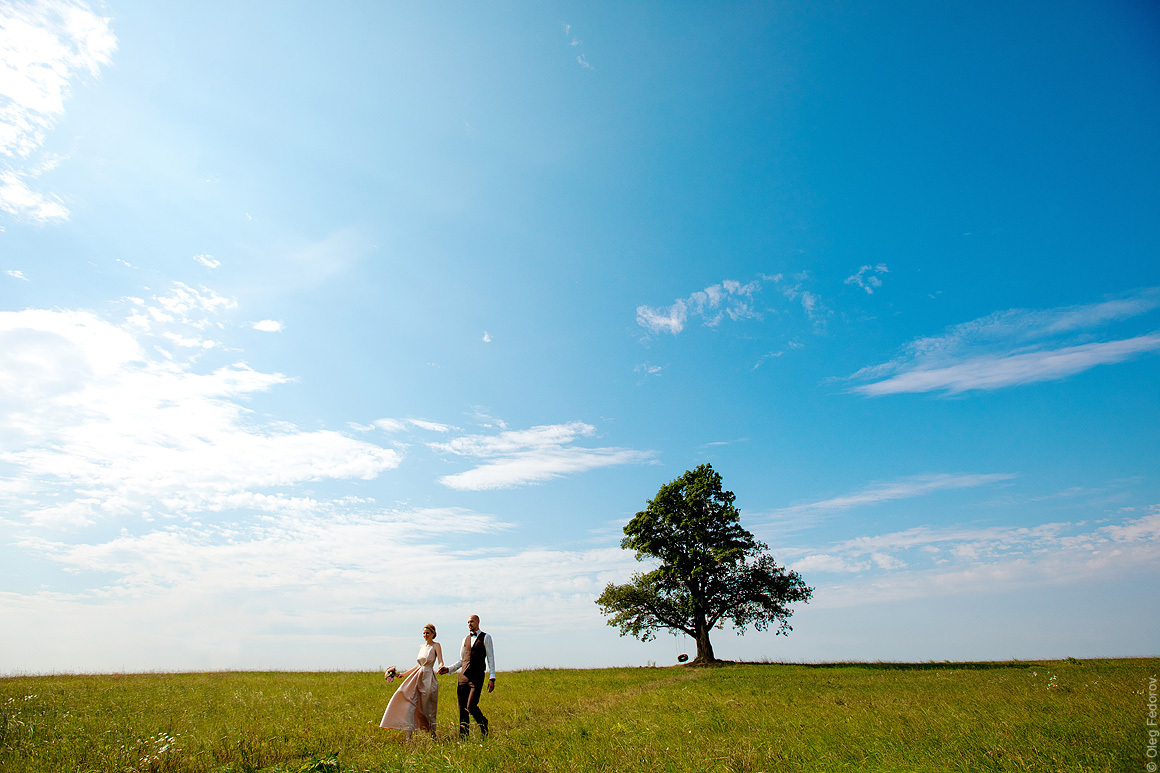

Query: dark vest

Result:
[464,631,488,683]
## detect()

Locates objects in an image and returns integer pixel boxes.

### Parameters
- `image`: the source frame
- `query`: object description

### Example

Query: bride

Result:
[379,624,445,740]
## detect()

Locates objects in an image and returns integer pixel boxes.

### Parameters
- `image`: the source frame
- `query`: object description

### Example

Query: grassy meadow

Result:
[0,658,1153,772]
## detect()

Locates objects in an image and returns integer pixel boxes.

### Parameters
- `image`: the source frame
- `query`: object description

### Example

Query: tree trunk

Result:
[693,618,716,663]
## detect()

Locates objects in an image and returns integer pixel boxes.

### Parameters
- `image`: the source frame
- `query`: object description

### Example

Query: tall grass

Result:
[1,658,1152,772]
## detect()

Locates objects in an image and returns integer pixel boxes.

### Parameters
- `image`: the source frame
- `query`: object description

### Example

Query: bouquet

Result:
[385,666,398,682]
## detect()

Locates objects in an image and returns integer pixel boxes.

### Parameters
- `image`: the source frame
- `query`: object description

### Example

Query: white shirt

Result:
[447,631,496,680]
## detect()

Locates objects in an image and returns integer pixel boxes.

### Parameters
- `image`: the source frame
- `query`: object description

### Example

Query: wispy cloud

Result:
[408,418,456,433]
[4,269,29,281]
[773,473,1016,516]
[364,417,458,434]
[258,228,372,291]
[856,333,1160,396]
[562,21,591,68]
[432,421,654,490]
[780,272,828,326]
[789,506,1160,608]
[193,254,221,269]
[252,319,283,332]
[122,282,237,351]
[1,500,642,670]
[467,407,507,430]
[0,0,117,222]
[845,263,889,294]
[848,289,1160,395]
[700,437,747,448]
[0,171,68,221]
[637,279,761,335]
[752,351,783,370]
[20,504,516,598]
[482,331,492,343]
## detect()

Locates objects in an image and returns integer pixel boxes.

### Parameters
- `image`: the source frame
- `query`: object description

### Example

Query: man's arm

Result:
[443,636,468,674]
[484,633,496,684]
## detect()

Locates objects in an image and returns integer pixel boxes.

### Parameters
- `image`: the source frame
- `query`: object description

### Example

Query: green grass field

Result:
[1,658,1153,772]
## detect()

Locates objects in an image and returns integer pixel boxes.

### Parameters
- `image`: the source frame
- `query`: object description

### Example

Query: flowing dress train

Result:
[380,642,439,734]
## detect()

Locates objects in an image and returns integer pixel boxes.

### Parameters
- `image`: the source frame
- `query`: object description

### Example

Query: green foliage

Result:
[597,463,812,661]
[0,659,1151,772]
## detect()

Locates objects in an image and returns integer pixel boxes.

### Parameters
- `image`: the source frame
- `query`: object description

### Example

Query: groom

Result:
[440,614,495,738]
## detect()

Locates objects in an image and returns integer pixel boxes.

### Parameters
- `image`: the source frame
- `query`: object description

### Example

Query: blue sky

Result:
[1,0,1158,673]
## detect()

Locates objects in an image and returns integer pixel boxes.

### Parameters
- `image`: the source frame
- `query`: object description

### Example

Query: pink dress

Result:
[380,642,439,734]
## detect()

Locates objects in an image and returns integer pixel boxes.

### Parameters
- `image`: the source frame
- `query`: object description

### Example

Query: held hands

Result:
[488,677,495,693]
[437,666,449,675]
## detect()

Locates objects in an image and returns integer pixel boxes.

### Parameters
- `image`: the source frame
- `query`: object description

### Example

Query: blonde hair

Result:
[423,623,436,637]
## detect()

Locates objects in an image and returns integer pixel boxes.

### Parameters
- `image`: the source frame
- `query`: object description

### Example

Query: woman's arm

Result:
[434,642,445,668]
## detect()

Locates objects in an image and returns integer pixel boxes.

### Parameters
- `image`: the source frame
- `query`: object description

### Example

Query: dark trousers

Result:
[457,679,488,737]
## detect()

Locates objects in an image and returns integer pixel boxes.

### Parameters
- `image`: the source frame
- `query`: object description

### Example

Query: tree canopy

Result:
[596,463,812,663]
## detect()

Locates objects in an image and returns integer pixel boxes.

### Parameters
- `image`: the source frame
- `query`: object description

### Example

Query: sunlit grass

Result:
[1,658,1152,772]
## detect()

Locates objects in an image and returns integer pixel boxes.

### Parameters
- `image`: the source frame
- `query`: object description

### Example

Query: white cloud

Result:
[848,289,1160,395]
[845,263,889,294]
[408,418,456,433]
[193,254,221,269]
[162,330,216,349]
[797,508,1160,608]
[0,497,646,671]
[433,421,592,457]
[637,279,761,335]
[772,474,1014,520]
[752,351,783,370]
[0,170,69,221]
[21,505,516,597]
[855,333,1160,396]
[871,551,906,570]
[467,407,508,430]
[120,283,237,356]
[440,447,652,491]
[431,421,654,491]
[791,554,869,573]
[4,269,29,281]
[122,282,236,330]
[482,331,491,343]
[0,0,117,222]
[365,417,459,434]
[252,319,283,333]
[637,300,687,335]
[0,303,400,528]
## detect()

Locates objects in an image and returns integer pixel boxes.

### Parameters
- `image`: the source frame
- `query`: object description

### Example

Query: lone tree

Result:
[596,463,812,663]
